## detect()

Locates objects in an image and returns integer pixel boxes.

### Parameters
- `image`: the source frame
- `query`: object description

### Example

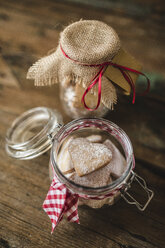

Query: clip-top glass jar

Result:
[6,107,154,211]
[27,20,119,120]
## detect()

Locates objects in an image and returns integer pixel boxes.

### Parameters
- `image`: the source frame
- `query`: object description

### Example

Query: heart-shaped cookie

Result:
[57,136,74,174]
[68,138,112,177]
[103,139,126,178]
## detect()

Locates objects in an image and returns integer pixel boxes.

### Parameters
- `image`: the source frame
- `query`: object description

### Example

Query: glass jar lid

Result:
[5,107,63,160]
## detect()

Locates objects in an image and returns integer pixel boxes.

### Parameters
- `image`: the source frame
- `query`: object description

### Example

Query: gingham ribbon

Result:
[43,175,120,233]
[43,176,79,233]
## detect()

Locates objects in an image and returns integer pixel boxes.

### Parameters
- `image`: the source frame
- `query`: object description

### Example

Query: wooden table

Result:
[0,1,165,247]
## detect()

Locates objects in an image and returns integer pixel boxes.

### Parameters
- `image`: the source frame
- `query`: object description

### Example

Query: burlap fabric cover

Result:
[27,20,122,109]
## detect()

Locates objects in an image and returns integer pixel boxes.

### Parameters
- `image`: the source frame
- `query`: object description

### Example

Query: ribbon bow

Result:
[43,177,79,233]
[60,45,150,111]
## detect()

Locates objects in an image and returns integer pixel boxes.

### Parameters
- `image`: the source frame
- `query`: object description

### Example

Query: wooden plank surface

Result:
[0,0,165,247]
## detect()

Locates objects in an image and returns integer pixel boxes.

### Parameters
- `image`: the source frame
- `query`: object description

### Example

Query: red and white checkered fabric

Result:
[43,176,122,233]
[43,176,79,233]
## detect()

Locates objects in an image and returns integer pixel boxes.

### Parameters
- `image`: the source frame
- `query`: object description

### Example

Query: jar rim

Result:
[51,117,134,196]
[5,107,63,159]
[6,107,52,147]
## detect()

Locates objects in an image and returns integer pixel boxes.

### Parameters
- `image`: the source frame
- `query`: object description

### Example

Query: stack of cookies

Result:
[57,135,126,188]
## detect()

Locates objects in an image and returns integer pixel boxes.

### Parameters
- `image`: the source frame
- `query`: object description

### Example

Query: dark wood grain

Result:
[0,0,165,247]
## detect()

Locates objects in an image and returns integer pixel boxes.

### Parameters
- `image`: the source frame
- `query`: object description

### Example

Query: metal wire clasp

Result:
[47,124,63,143]
[120,171,154,211]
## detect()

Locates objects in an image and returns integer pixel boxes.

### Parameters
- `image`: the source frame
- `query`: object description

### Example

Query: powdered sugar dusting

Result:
[68,138,112,176]
[69,138,126,188]
[104,139,126,178]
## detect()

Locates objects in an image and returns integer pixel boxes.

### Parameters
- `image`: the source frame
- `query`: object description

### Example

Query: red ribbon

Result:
[60,45,150,111]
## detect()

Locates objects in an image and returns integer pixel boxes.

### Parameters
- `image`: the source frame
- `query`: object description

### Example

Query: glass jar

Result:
[59,79,109,119]
[6,107,153,211]
[49,118,154,210]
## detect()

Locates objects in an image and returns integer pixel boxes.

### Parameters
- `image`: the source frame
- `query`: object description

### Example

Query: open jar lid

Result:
[5,107,63,159]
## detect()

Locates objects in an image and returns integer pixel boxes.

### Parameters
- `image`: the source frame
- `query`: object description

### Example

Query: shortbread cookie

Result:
[57,137,74,174]
[68,138,112,177]
[86,134,102,143]
[68,139,126,187]
[69,167,112,187]
[104,139,126,178]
